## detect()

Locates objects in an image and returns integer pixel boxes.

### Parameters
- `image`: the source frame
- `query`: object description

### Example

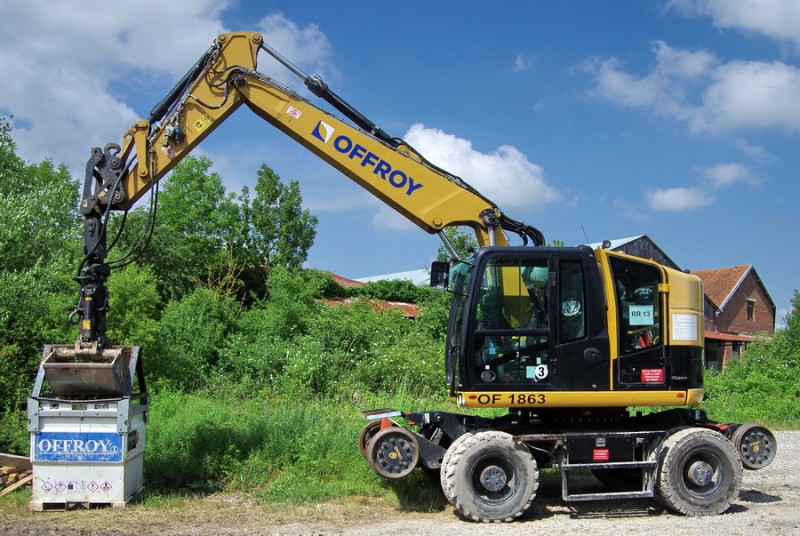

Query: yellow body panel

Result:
[455,389,695,408]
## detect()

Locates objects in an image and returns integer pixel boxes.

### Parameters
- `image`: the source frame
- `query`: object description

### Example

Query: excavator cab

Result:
[443,246,610,399]
[438,245,704,407]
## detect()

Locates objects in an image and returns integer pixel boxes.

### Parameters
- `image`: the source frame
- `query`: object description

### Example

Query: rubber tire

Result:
[439,431,475,493]
[656,428,742,516]
[441,430,538,523]
[359,420,383,460]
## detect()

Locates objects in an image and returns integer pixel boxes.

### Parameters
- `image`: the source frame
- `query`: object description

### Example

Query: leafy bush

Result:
[106,263,161,348]
[147,288,241,390]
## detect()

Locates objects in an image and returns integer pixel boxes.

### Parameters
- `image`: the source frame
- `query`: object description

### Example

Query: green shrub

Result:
[146,288,240,390]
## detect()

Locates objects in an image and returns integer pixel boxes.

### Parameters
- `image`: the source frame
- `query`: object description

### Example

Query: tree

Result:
[237,165,317,299]
[240,164,317,269]
[703,290,800,427]
[113,159,317,303]
[0,117,80,272]
[0,117,81,415]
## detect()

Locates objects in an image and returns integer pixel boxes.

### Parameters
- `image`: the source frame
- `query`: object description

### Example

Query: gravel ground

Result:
[2,431,798,535]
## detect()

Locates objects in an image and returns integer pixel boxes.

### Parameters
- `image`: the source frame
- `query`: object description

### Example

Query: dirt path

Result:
[3,431,798,535]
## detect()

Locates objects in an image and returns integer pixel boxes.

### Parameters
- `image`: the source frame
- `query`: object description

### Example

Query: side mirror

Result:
[430,261,450,290]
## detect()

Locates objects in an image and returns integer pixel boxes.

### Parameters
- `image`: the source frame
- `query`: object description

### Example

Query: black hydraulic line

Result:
[258,41,399,147]
[303,75,399,147]
[500,215,545,247]
[148,44,216,123]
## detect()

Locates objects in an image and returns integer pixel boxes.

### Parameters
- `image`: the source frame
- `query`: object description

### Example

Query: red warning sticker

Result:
[593,449,610,461]
[641,368,665,383]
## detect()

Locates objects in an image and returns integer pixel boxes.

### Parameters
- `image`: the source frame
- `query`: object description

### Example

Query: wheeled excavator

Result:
[39,32,775,521]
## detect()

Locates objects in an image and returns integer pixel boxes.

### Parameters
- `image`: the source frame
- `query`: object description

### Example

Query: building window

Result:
[746,298,755,321]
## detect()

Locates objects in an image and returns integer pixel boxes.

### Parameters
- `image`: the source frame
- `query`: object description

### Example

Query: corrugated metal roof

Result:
[328,273,367,288]
[355,269,430,286]
[585,235,644,250]
[323,297,420,318]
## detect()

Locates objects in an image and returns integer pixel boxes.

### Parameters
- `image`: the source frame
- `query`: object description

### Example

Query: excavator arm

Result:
[76,32,544,351]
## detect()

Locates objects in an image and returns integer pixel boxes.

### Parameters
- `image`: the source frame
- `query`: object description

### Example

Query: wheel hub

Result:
[480,464,508,492]
[687,460,713,486]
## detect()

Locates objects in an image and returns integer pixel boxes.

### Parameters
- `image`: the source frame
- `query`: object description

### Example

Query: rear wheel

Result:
[732,423,777,470]
[366,427,420,479]
[656,428,742,516]
[441,430,538,522]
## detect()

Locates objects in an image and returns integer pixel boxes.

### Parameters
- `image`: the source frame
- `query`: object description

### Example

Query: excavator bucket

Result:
[33,345,143,398]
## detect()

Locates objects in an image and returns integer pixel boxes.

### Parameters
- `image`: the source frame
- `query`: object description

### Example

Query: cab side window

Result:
[610,258,662,355]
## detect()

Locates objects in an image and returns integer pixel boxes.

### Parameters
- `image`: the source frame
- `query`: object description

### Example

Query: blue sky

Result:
[0,1,798,325]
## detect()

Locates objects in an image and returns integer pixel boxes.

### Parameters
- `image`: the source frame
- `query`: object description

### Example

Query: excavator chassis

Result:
[360,407,777,522]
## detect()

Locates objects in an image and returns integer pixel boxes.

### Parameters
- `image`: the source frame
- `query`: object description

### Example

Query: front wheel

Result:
[441,430,538,522]
[656,428,742,516]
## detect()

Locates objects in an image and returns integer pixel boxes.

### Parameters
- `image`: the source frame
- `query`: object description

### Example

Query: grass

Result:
[0,487,411,534]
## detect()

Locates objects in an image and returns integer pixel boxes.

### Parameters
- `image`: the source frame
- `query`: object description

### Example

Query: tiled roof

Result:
[689,265,751,309]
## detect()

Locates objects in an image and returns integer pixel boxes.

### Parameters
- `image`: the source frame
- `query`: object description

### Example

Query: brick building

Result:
[689,265,776,370]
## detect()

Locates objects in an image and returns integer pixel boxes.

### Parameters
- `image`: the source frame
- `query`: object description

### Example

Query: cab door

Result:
[551,255,610,391]
[607,255,667,389]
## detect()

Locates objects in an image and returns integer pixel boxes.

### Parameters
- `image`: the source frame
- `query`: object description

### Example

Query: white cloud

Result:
[586,41,800,134]
[652,40,718,78]
[668,0,800,47]
[734,138,775,162]
[513,53,532,73]
[696,162,759,188]
[403,124,561,211]
[691,60,800,132]
[586,41,716,118]
[0,1,230,174]
[644,162,760,212]
[0,2,334,180]
[644,186,713,211]
[588,57,664,109]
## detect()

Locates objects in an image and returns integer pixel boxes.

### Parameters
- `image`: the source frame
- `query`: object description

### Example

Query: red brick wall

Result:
[715,272,775,336]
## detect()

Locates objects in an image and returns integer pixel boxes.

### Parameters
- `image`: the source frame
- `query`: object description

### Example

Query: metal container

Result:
[27,346,147,510]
